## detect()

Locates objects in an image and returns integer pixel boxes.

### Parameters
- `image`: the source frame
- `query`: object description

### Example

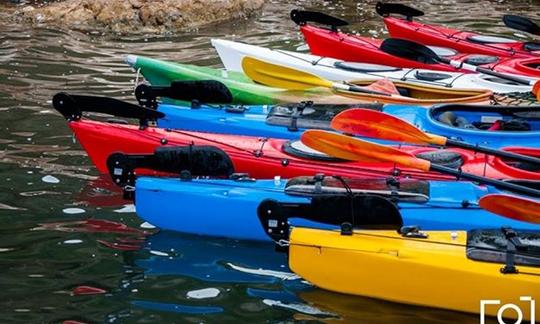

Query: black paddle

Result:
[375,2,424,21]
[135,80,234,109]
[381,38,539,86]
[503,15,540,36]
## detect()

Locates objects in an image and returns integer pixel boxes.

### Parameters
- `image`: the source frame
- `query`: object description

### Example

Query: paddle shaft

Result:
[431,163,540,197]
[446,139,540,165]
[439,57,535,86]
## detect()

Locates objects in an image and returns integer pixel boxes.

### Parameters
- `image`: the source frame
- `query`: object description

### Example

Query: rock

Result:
[14,0,265,33]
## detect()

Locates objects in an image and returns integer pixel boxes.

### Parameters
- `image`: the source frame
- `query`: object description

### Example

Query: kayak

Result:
[153,96,540,148]
[125,55,495,106]
[60,110,540,181]
[212,38,533,94]
[128,174,540,241]
[293,11,540,78]
[377,2,540,58]
[284,226,540,318]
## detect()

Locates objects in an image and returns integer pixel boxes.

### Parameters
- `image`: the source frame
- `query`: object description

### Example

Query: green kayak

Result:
[125,55,363,105]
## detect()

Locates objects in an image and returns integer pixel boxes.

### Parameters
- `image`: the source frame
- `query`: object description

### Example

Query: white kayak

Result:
[212,39,534,94]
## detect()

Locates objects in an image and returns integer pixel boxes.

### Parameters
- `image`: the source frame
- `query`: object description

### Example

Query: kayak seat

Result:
[415,150,464,169]
[524,41,540,52]
[463,55,499,66]
[467,229,540,267]
[284,176,430,202]
[334,61,400,73]
[266,103,383,130]
[466,35,518,44]
[414,71,453,82]
[283,140,344,162]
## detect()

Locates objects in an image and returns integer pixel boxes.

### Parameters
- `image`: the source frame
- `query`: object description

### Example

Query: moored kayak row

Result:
[49,4,540,319]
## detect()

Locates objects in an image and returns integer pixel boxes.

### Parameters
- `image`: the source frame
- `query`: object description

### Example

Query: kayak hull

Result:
[155,102,540,149]
[134,177,540,241]
[69,119,540,181]
[126,55,493,105]
[289,228,540,318]
[299,24,540,78]
[383,16,539,58]
[213,38,532,94]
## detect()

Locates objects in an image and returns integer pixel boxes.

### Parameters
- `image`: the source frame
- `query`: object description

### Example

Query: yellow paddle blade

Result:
[331,108,447,146]
[301,129,432,171]
[241,56,332,90]
[479,194,540,224]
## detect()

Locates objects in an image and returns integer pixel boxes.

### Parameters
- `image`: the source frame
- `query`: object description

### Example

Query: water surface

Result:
[0,0,538,322]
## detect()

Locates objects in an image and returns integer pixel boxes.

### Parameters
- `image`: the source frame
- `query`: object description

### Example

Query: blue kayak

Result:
[155,101,540,148]
[133,175,540,241]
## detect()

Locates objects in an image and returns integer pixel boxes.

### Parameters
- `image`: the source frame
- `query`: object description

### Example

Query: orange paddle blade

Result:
[331,108,447,145]
[534,80,540,101]
[479,194,540,224]
[300,129,432,171]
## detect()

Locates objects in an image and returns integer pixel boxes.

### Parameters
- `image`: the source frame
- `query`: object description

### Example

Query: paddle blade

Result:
[241,56,330,90]
[300,129,431,171]
[479,194,540,224]
[503,15,540,36]
[380,38,440,64]
[331,108,447,145]
[533,80,540,99]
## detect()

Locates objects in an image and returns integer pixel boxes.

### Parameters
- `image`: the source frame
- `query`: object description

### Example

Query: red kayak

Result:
[293,10,540,78]
[69,118,540,182]
[377,2,540,59]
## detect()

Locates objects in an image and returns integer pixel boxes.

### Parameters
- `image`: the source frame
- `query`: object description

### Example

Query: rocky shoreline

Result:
[15,0,264,33]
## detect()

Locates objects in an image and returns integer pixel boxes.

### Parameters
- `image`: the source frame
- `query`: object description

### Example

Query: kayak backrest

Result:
[467,229,540,267]
[284,176,430,203]
[290,10,348,30]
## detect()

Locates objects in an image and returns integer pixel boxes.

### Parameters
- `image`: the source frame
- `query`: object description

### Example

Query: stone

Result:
[14,0,265,33]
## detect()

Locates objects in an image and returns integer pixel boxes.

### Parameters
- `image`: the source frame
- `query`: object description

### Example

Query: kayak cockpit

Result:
[431,104,540,132]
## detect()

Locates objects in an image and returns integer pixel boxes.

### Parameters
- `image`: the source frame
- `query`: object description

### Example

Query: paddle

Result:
[241,56,393,96]
[331,108,540,166]
[503,15,540,36]
[300,129,540,198]
[135,80,233,109]
[479,194,540,224]
[380,38,539,86]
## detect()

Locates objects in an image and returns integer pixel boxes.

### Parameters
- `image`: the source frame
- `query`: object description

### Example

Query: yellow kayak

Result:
[289,227,540,319]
